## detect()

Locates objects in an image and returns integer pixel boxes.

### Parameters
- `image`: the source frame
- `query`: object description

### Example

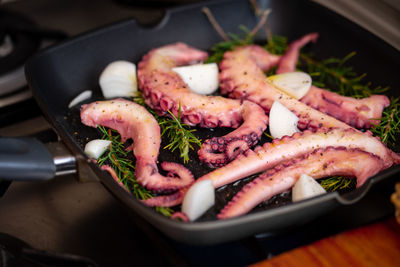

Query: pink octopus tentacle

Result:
[275,32,318,74]
[300,87,389,129]
[217,147,385,219]
[141,187,188,207]
[101,165,129,192]
[170,212,190,222]
[219,44,351,130]
[156,128,399,208]
[196,127,398,189]
[275,33,389,128]
[135,159,194,193]
[137,43,268,166]
[197,100,269,167]
[80,98,194,193]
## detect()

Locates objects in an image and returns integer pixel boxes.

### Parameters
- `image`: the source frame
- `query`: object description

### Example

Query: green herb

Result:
[205,26,254,64]
[132,91,147,107]
[264,34,288,55]
[97,126,174,216]
[263,131,273,140]
[319,176,356,192]
[299,52,388,98]
[298,52,400,143]
[133,93,202,163]
[160,104,202,163]
[371,97,400,145]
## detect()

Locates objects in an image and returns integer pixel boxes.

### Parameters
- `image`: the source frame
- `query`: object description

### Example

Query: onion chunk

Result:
[173,63,219,95]
[84,139,111,159]
[99,61,137,99]
[267,72,312,99]
[182,179,215,221]
[292,174,326,202]
[269,101,300,139]
[68,90,92,108]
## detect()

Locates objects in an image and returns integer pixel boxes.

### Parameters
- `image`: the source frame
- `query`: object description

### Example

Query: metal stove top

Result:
[0,0,399,266]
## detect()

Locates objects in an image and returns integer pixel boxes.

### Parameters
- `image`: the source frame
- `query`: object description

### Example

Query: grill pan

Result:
[21,0,400,244]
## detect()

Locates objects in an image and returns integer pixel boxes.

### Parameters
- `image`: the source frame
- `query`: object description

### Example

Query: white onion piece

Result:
[172,63,219,95]
[292,174,326,202]
[68,90,92,108]
[267,72,312,99]
[269,101,300,139]
[84,139,111,159]
[99,61,137,99]
[182,179,215,221]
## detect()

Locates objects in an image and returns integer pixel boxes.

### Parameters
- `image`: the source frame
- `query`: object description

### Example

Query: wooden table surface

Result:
[251,217,400,267]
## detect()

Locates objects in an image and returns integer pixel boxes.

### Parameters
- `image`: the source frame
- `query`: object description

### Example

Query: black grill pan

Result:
[24,0,400,244]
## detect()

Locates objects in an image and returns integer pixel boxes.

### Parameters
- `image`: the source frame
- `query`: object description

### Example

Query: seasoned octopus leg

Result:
[144,127,399,207]
[137,43,268,167]
[275,32,318,73]
[219,37,389,130]
[81,98,194,193]
[197,127,399,189]
[219,44,350,130]
[218,147,384,219]
[276,32,389,128]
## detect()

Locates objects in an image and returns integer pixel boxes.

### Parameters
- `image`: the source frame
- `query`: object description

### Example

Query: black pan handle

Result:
[0,137,76,181]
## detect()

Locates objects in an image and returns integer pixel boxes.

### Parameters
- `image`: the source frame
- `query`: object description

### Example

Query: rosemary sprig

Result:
[299,52,389,98]
[205,26,254,64]
[133,93,202,163]
[371,97,400,145]
[319,176,356,192]
[298,51,400,143]
[97,126,174,216]
[264,34,288,55]
[160,104,202,163]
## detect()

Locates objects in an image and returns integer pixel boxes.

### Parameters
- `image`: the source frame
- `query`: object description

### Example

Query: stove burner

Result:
[0,9,67,108]
[0,9,41,76]
[0,35,13,57]
[0,9,40,103]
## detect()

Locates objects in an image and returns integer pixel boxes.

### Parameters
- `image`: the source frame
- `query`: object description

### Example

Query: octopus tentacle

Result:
[219,44,351,130]
[197,127,399,189]
[137,43,268,166]
[276,32,318,74]
[151,127,399,208]
[101,164,129,192]
[217,147,385,219]
[80,98,194,193]
[300,88,389,128]
[170,212,190,222]
[276,32,389,128]
[197,100,268,167]
[141,187,189,207]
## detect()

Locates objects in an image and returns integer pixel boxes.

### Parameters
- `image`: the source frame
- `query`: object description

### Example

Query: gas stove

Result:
[0,0,399,266]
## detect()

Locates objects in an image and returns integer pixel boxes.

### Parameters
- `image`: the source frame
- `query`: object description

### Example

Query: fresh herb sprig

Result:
[205,30,289,65]
[298,52,400,144]
[205,26,254,64]
[319,176,356,192]
[264,34,288,55]
[97,126,174,216]
[299,52,389,98]
[133,93,202,163]
[160,105,202,163]
[371,97,400,145]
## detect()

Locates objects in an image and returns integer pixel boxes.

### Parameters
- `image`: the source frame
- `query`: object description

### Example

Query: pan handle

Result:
[0,137,76,181]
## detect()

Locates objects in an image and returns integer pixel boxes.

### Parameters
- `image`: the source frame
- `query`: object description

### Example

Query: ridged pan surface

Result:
[25,0,400,244]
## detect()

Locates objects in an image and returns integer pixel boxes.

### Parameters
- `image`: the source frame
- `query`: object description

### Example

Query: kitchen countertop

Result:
[251,217,400,267]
